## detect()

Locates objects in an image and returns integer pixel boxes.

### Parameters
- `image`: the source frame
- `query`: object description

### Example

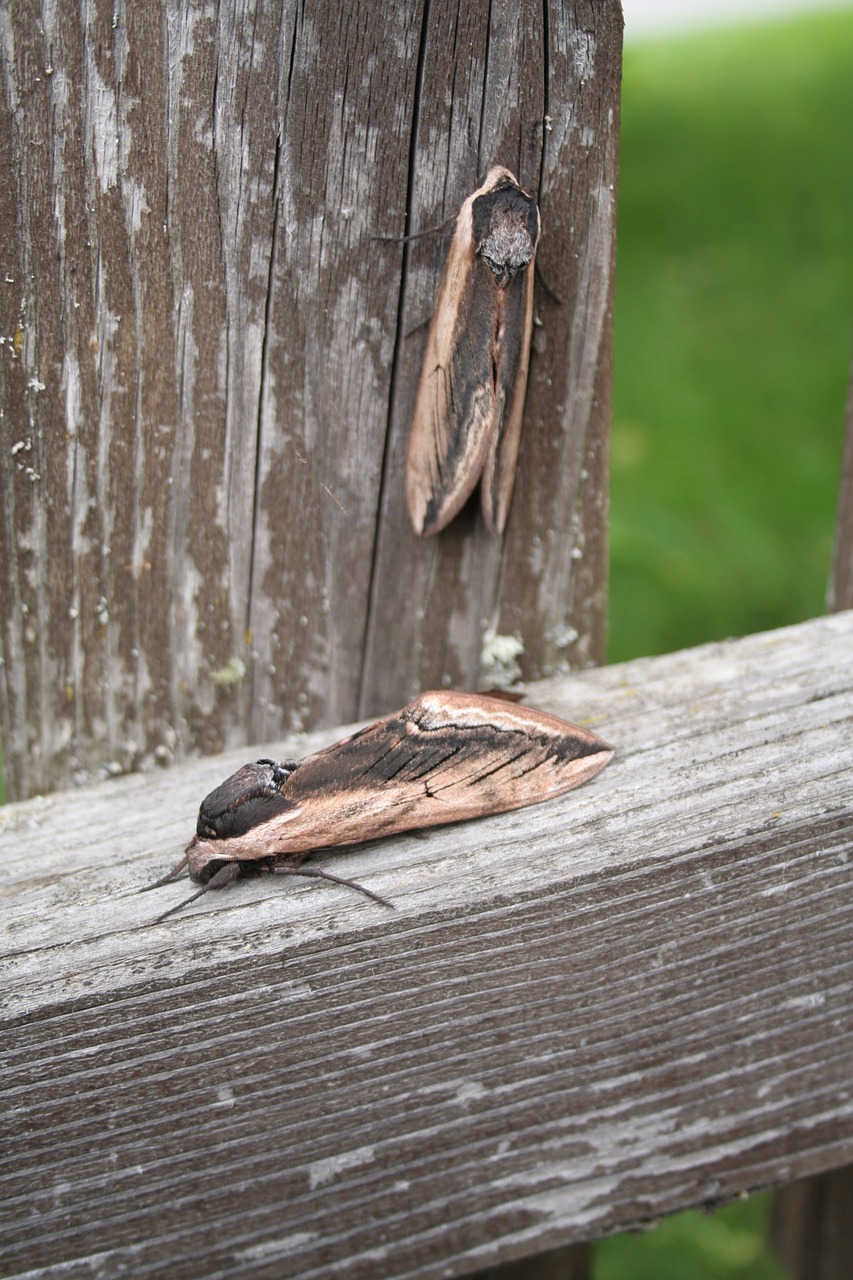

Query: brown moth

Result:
[149,691,613,921]
[406,166,540,538]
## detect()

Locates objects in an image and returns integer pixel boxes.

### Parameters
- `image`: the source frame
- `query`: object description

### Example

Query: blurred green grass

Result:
[609,4,853,664]
[594,1192,785,1280]
[598,6,853,1275]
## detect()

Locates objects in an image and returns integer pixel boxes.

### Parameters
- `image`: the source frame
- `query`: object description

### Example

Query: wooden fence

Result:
[1,2,851,1277]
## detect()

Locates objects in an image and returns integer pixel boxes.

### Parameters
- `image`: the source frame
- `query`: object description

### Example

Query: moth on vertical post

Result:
[406,166,540,538]
[148,691,613,920]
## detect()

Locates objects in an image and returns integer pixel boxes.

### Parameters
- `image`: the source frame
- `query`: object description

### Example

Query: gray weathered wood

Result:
[0,0,622,801]
[2,612,852,1278]
[771,359,853,1280]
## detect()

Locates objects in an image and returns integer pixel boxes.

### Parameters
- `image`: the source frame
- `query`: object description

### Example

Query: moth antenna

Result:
[372,213,455,245]
[139,853,190,893]
[152,862,241,923]
[152,884,213,924]
[404,314,432,341]
[274,863,394,909]
[534,259,563,306]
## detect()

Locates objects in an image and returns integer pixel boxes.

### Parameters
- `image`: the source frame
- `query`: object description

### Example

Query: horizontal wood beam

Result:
[2,612,852,1278]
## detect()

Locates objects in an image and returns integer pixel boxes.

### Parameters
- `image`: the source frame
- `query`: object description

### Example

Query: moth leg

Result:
[139,853,190,893]
[152,861,241,923]
[273,864,394,910]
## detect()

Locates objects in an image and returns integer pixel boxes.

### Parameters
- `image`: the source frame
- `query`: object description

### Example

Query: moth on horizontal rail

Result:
[406,166,540,538]
[148,691,613,922]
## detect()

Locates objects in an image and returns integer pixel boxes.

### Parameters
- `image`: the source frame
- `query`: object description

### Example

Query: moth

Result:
[406,166,540,538]
[149,691,613,921]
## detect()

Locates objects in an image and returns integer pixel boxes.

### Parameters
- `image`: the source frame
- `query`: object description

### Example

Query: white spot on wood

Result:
[571,31,597,82]
[210,656,247,687]
[547,624,579,650]
[90,63,119,192]
[480,630,524,688]
[309,1144,375,1190]
[782,993,826,1012]
[63,351,81,441]
[126,176,151,237]
[454,1080,488,1105]
[234,1233,318,1263]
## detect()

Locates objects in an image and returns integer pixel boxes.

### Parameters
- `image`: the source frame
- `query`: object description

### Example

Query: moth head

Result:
[472,179,539,289]
[184,840,238,884]
[195,758,297,840]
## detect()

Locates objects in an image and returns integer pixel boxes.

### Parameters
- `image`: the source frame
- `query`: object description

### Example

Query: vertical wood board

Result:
[0,0,621,807]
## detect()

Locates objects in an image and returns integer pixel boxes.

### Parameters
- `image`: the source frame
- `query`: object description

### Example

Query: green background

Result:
[608,5,852,665]
[597,5,851,1276]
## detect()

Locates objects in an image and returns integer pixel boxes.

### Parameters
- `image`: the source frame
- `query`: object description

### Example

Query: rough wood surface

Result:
[2,612,852,1279]
[0,0,622,801]
[771,362,853,1280]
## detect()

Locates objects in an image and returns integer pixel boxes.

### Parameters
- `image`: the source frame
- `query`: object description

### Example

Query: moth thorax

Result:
[477,225,535,286]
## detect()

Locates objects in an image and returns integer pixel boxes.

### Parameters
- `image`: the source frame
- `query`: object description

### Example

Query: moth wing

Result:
[405,204,500,537]
[480,255,537,536]
[278,690,612,851]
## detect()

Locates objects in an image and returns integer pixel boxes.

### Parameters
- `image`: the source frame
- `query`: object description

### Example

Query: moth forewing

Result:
[405,166,540,538]
[154,691,613,918]
[404,194,496,537]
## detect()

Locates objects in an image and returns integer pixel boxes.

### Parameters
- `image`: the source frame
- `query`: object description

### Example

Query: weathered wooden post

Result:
[0,0,621,804]
[769,367,853,1280]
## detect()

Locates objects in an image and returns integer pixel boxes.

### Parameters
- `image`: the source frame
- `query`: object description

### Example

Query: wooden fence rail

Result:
[2,612,852,1277]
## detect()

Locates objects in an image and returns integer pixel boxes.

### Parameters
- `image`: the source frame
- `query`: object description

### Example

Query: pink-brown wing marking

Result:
[405,193,497,536]
[405,166,539,538]
[185,691,613,878]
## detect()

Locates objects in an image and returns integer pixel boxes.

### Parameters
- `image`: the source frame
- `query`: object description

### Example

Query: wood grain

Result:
[772,362,853,1280]
[0,0,621,801]
[2,613,851,1278]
